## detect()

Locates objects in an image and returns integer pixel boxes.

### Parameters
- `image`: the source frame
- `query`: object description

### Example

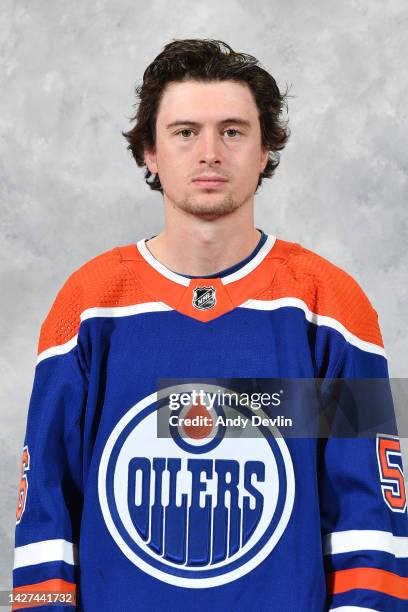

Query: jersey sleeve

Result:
[13,273,88,611]
[317,285,408,610]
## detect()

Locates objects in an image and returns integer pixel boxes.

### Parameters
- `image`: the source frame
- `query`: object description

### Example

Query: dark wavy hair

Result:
[122,38,291,193]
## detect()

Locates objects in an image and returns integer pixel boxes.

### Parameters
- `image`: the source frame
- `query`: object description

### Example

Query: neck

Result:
[145,198,260,277]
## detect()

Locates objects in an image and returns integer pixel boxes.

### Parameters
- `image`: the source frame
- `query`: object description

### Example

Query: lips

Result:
[192,176,228,188]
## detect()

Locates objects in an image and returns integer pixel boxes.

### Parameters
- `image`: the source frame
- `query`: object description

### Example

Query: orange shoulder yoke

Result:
[38,246,151,355]
[258,243,384,347]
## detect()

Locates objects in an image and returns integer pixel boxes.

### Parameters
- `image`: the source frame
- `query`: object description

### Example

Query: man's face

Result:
[144,79,269,219]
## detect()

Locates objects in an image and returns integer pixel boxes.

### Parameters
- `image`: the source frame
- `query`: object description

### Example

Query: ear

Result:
[260,146,269,174]
[144,148,158,175]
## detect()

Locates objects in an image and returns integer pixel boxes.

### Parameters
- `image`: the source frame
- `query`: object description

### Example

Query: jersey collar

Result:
[120,234,282,322]
[136,234,276,287]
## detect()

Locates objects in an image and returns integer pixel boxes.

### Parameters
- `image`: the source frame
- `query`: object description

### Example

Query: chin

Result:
[175,194,242,217]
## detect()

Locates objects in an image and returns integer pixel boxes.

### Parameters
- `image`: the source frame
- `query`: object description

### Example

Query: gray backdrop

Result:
[1,0,407,592]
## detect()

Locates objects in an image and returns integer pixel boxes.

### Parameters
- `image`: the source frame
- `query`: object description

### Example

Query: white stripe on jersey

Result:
[239,297,387,357]
[37,302,173,364]
[324,529,408,558]
[80,301,173,323]
[37,334,79,364]
[36,296,386,364]
[14,538,78,568]
[329,607,380,611]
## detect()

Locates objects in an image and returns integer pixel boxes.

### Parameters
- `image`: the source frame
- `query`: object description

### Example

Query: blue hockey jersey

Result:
[13,233,408,610]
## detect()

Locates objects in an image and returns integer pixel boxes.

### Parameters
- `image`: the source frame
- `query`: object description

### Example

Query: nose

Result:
[199,129,222,165]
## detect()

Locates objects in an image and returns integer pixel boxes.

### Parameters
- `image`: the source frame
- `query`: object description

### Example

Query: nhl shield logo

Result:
[98,384,295,588]
[192,286,216,310]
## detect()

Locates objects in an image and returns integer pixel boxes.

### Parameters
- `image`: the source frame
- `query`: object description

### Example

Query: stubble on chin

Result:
[174,193,243,218]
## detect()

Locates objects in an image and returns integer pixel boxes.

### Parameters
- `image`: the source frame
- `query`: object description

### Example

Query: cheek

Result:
[156,149,189,187]
[234,149,262,176]
[157,145,180,172]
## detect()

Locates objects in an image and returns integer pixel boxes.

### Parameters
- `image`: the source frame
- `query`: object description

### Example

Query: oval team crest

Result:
[98,384,295,588]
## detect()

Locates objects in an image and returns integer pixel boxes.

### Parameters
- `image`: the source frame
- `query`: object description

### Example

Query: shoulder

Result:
[270,238,383,348]
[37,244,144,356]
[286,241,376,313]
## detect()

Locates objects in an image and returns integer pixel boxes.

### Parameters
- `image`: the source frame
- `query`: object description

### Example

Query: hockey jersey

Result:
[13,233,408,611]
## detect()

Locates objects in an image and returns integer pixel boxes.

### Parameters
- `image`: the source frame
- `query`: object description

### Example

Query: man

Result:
[13,39,407,611]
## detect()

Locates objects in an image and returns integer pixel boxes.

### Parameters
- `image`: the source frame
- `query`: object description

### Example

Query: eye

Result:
[224,128,240,138]
[176,128,194,138]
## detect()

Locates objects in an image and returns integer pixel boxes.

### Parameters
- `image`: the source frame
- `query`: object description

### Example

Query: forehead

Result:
[156,79,259,124]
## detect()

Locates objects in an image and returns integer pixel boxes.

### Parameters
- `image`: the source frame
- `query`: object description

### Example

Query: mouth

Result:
[192,178,228,189]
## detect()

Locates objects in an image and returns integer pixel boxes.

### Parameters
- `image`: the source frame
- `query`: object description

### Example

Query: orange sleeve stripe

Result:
[327,567,408,600]
[12,579,76,610]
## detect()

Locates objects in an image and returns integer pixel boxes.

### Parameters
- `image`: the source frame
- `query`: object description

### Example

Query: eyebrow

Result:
[165,118,252,130]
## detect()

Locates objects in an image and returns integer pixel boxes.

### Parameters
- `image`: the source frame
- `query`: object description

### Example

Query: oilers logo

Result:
[98,384,295,588]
